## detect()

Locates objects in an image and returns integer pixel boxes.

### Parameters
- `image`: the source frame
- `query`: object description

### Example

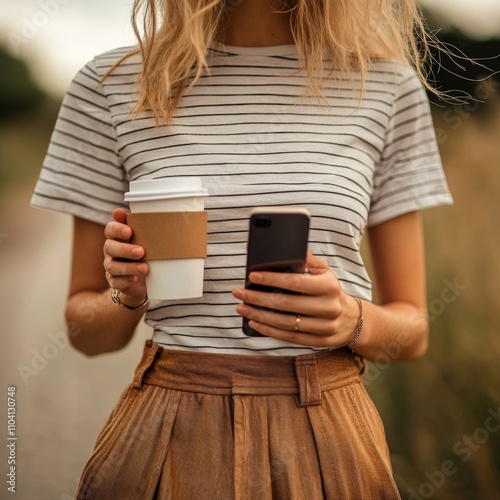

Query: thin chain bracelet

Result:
[347,297,364,352]
[111,288,149,311]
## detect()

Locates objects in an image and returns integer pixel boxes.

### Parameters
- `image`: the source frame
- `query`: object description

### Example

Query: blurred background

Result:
[0,1,499,498]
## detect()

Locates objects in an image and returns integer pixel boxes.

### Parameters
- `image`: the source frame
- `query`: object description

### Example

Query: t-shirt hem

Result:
[30,195,113,227]
[149,335,343,356]
[367,194,454,228]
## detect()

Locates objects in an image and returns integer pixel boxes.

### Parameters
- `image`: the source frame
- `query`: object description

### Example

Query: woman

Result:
[32,0,453,498]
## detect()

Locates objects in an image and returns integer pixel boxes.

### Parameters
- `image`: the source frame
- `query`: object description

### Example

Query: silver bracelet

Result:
[110,288,149,311]
[347,298,364,352]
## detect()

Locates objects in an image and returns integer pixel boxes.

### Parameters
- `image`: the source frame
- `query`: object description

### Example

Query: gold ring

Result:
[293,314,301,332]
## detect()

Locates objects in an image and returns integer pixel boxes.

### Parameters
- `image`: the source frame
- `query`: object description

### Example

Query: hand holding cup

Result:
[103,208,148,302]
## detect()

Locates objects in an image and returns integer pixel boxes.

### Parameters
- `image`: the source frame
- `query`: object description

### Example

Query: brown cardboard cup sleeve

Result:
[127,211,208,260]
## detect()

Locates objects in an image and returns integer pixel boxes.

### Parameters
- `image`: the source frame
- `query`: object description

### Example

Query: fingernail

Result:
[122,227,131,238]
[249,272,263,283]
[131,247,142,258]
[236,304,250,315]
[232,288,245,300]
[137,264,147,273]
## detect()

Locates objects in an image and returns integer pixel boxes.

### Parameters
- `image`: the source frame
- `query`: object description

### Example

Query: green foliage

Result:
[0,46,58,193]
[0,46,44,119]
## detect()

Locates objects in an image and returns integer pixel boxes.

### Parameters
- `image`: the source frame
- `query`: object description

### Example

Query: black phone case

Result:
[243,211,310,337]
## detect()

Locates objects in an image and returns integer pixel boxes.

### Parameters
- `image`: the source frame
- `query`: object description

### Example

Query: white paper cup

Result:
[124,178,209,300]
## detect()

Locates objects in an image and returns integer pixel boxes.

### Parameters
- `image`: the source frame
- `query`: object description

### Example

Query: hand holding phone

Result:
[243,207,310,337]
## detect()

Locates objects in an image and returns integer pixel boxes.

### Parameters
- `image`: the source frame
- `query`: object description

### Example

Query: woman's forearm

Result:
[65,289,146,356]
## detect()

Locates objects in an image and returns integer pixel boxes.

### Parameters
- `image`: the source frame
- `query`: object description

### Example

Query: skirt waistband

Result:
[133,341,365,407]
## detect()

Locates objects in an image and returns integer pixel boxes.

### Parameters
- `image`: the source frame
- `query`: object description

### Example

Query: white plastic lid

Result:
[124,177,209,202]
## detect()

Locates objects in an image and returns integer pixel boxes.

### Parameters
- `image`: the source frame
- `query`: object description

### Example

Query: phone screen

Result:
[243,209,310,336]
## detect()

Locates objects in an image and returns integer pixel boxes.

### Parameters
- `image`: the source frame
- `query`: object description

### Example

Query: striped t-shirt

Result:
[31,44,453,355]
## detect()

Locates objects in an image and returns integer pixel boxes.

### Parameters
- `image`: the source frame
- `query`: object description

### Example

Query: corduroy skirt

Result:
[75,340,401,499]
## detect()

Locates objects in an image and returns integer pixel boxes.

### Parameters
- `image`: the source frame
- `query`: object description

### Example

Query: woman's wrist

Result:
[110,288,149,311]
[340,293,364,350]
[347,297,364,352]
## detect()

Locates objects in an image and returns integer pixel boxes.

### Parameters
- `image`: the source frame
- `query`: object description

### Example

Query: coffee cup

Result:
[124,177,209,300]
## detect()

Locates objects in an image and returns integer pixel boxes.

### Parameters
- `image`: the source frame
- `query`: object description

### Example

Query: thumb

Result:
[306,251,331,275]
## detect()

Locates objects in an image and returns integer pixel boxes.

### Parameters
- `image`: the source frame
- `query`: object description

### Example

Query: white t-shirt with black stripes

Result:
[31,44,453,355]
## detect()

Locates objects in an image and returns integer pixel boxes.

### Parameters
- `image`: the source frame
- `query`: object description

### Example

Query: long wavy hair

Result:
[113,0,435,124]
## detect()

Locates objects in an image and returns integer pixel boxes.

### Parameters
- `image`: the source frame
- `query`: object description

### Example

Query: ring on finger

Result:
[293,314,301,332]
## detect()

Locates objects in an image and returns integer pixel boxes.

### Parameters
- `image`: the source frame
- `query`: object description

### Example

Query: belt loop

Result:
[294,354,322,407]
[133,340,162,389]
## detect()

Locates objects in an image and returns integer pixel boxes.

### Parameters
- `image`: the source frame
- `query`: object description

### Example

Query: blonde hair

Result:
[114,0,434,124]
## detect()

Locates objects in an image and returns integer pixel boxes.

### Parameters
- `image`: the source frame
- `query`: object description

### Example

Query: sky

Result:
[0,0,499,96]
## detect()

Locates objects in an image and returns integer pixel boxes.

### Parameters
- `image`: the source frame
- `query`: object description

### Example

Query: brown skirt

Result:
[75,340,401,500]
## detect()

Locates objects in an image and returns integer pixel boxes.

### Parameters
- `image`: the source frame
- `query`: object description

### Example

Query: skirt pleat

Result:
[233,395,326,500]
[157,393,235,500]
[306,384,399,499]
[75,341,401,500]
[77,386,181,499]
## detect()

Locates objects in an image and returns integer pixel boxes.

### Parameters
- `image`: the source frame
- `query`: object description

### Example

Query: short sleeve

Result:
[30,59,128,226]
[367,69,453,227]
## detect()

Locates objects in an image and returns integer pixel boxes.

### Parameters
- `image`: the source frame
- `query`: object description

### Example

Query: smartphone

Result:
[242,207,311,337]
